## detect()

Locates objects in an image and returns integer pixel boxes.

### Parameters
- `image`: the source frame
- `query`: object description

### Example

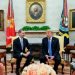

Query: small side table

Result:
[0,50,7,75]
[70,50,75,75]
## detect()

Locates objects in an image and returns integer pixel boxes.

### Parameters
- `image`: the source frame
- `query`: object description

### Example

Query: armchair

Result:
[10,36,34,73]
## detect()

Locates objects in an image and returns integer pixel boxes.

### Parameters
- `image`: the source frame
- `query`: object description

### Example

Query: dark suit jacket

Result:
[13,37,30,58]
[41,37,61,60]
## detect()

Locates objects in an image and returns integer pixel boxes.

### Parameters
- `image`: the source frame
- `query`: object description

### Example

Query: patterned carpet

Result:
[6,60,71,75]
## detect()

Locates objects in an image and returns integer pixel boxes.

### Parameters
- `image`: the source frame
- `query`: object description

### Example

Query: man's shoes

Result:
[56,71,58,74]
[54,70,58,74]
[16,69,20,75]
[20,67,23,73]
[16,72,20,75]
[53,68,58,74]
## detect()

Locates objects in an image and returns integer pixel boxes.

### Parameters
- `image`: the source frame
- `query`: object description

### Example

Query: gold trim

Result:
[26,0,46,23]
[27,0,45,2]
[69,9,75,30]
[0,10,4,31]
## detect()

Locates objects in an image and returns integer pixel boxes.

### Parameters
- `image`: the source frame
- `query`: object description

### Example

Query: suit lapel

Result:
[46,37,48,51]
[52,37,55,48]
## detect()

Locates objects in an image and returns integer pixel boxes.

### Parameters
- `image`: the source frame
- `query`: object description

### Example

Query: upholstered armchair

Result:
[10,36,34,73]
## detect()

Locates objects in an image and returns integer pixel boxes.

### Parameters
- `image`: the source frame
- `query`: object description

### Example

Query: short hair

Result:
[18,29,22,33]
[46,29,53,33]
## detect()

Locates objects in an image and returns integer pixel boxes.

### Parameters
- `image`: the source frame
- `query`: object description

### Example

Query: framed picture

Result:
[69,9,75,30]
[26,0,46,23]
[0,10,4,31]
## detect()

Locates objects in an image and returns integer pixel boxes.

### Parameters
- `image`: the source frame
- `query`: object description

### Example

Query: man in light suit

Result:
[40,30,61,74]
[13,30,33,75]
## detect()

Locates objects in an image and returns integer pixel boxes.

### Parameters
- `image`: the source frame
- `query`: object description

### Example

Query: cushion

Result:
[10,58,26,64]
[47,58,65,65]
[10,57,34,64]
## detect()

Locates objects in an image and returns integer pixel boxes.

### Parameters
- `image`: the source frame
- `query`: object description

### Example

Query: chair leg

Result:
[71,69,75,75]
[70,65,71,75]
[61,64,64,74]
[72,70,75,75]
[11,63,14,73]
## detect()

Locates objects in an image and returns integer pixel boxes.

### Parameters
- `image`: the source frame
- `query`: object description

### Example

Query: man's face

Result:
[19,31,25,38]
[46,31,52,38]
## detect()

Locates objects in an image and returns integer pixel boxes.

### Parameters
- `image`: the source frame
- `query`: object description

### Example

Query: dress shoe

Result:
[16,70,20,75]
[16,72,20,75]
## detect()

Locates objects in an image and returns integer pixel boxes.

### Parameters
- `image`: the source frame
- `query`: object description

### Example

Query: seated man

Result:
[13,29,33,75]
[40,30,61,74]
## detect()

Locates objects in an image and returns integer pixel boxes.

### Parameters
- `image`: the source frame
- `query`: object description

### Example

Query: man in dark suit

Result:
[13,30,33,75]
[40,30,61,74]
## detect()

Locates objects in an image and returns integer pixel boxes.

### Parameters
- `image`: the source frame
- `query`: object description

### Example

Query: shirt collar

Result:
[48,37,52,40]
[19,36,23,40]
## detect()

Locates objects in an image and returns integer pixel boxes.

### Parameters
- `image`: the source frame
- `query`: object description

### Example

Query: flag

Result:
[58,0,69,47]
[6,0,16,47]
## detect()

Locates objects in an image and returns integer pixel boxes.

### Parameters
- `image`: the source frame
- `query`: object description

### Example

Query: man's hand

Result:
[45,55,49,60]
[22,51,30,57]
[25,51,30,57]
[49,56,54,59]
[46,56,54,63]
